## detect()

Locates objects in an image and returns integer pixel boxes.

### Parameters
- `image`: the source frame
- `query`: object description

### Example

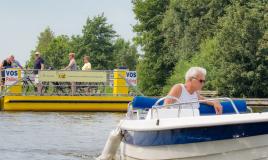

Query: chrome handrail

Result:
[148,97,241,122]
[126,102,133,119]
[151,96,180,120]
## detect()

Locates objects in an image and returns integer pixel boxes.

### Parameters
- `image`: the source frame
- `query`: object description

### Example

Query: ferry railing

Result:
[0,74,26,96]
[1,69,142,97]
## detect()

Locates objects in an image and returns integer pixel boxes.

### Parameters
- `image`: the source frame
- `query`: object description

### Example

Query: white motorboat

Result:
[98,96,268,160]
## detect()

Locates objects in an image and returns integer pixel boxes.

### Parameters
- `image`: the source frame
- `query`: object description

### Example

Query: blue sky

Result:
[0,0,136,65]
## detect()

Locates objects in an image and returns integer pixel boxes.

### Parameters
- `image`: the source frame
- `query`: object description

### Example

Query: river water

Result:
[1,108,267,160]
[0,112,124,160]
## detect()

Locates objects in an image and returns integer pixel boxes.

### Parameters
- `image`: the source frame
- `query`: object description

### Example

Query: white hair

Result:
[185,67,206,81]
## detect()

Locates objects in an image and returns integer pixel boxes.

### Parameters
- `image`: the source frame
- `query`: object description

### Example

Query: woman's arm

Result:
[198,94,223,114]
[164,84,182,105]
[64,60,74,70]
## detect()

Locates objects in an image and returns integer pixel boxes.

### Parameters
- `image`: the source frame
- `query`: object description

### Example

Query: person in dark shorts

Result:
[33,52,45,94]
[34,52,45,75]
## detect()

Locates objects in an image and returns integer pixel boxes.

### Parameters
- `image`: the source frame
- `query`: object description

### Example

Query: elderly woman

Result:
[81,55,92,95]
[64,53,77,71]
[64,53,77,95]
[82,56,91,71]
[164,67,223,115]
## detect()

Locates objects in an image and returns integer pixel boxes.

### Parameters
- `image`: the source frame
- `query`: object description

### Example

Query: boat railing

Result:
[127,96,248,120]
[154,97,238,112]
[151,97,240,120]
[0,68,142,97]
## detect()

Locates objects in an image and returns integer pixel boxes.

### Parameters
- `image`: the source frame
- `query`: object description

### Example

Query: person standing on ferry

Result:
[9,55,23,69]
[64,52,77,95]
[0,55,21,69]
[34,52,45,95]
[0,56,13,90]
[82,56,91,71]
[64,52,77,71]
[164,67,223,115]
[82,55,92,94]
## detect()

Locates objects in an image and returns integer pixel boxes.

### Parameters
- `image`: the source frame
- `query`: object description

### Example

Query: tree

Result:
[162,0,231,61]
[69,35,84,67]
[163,38,219,95]
[213,2,268,97]
[42,35,71,69]
[28,15,131,71]
[133,0,170,96]
[162,0,268,98]
[77,14,117,70]
[113,38,139,70]
[26,27,54,68]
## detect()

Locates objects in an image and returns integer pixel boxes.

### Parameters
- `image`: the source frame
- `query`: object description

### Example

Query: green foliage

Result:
[28,14,139,71]
[78,14,117,70]
[133,0,171,96]
[133,0,231,96]
[42,35,71,69]
[162,60,191,95]
[26,27,54,68]
[36,27,55,52]
[135,0,268,97]
[212,1,268,97]
[162,0,230,60]
[163,38,219,95]
[26,27,70,70]
[113,38,139,70]
[69,35,84,68]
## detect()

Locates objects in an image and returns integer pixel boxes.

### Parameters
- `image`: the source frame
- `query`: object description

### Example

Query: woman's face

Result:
[69,55,73,60]
[191,73,206,91]
[83,58,88,63]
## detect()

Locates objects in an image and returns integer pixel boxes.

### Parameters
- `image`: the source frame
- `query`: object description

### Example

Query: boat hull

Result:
[120,134,268,160]
[2,96,132,111]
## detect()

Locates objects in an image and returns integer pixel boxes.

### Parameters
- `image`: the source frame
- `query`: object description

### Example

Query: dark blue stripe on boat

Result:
[123,122,268,146]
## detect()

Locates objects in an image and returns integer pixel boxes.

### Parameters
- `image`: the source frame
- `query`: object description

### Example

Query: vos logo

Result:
[126,71,136,78]
[4,69,19,86]
[5,70,18,76]
[126,71,137,86]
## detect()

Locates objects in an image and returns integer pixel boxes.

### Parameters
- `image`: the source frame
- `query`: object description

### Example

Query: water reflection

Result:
[0,112,124,160]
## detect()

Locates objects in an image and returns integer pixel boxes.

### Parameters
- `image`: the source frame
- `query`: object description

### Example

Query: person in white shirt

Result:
[82,56,91,71]
[81,55,92,95]
[164,67,223,115]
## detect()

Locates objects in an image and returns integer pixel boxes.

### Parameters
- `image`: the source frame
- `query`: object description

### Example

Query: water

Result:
[0,112,125,160]
[1,108,267,160]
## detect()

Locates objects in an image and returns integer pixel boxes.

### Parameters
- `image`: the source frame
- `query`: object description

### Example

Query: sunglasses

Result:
[192,77,206,84]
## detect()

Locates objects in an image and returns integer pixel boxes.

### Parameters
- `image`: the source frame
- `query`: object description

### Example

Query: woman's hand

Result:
[213,101,223,115]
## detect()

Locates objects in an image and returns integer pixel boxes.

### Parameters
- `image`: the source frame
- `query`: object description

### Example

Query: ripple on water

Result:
[0,111,124,160]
